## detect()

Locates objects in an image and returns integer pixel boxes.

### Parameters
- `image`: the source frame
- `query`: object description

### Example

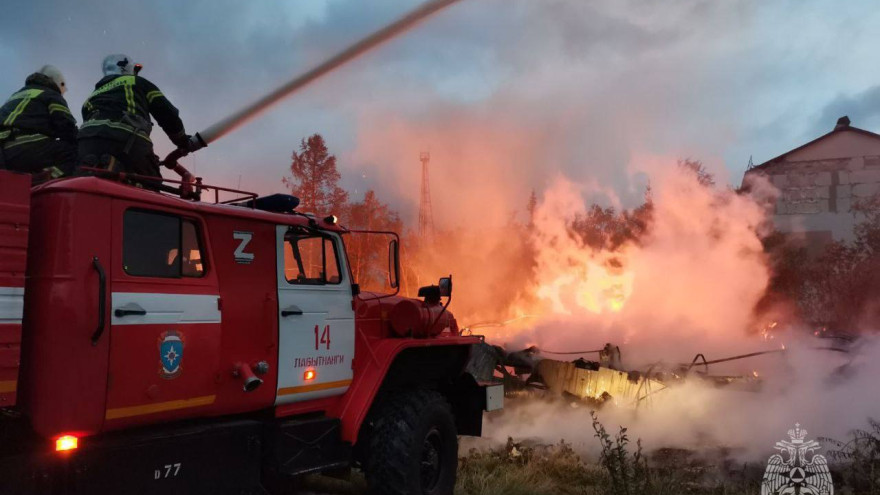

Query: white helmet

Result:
[39,65,66,94]
[102,54,134,76]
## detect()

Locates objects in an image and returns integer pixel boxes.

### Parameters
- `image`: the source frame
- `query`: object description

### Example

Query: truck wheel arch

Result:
[342,343,485,455]
[377,345,485,436]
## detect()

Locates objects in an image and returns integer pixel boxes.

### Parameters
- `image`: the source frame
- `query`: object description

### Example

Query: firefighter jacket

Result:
[79,75,187,147]
[0,72,77,148]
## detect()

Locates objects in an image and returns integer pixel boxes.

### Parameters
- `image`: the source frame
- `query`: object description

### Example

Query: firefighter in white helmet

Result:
[78,54,193,185]
[0,65,77,178]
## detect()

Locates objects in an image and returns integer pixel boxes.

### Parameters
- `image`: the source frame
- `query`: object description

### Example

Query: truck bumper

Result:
[0,420,265,495]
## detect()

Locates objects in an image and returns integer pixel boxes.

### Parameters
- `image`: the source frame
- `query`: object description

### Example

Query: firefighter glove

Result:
[170,132,190,149]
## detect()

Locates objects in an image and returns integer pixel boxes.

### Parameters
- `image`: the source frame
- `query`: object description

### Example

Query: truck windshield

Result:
[343,230,399,294]
[283,232,341,285]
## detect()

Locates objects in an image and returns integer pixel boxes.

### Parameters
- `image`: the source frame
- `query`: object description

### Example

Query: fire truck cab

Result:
[0,170,501,495]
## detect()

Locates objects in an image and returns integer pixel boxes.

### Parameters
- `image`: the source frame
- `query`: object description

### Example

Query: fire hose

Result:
[161,0,463,192]
[540,349,604,355]
[685,346,848,374]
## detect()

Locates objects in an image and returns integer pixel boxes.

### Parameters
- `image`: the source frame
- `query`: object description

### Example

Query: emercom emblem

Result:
[158,330,185,380]
[762,423,833,495]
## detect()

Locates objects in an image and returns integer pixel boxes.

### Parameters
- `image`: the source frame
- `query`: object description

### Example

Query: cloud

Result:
[815,85,880,136]
[4,0,880,210]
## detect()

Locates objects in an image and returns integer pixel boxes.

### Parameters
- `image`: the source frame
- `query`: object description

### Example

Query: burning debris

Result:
[468,336,852,411]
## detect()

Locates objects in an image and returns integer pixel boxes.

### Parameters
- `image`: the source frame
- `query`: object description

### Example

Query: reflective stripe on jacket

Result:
[79,119,151,142]
[0,73,77,143]
[79,74,186,146]
[0,130,50,149]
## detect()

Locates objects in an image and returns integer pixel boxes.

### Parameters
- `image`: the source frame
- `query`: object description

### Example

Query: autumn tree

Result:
[678,158,715,187]
[283,134,348,215]
[568,184,653,251]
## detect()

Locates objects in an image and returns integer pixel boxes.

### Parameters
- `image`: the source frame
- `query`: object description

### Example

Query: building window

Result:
[284,230,342,285]
[123,210,205,278]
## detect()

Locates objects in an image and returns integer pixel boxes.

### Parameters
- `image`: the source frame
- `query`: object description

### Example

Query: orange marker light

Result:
[55,435,78,452]
[304,369,316,381]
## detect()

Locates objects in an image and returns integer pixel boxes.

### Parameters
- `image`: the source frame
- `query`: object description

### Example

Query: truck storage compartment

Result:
[0,170,30,407]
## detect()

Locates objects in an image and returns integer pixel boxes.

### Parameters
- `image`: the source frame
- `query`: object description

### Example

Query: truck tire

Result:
[365,389,457,495]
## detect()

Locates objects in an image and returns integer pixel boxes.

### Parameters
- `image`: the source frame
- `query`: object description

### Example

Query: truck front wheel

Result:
[365,389,457,495]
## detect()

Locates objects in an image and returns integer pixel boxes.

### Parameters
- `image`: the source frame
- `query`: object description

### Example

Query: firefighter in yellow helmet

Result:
[78,54,194,184]
[0,65,77,178]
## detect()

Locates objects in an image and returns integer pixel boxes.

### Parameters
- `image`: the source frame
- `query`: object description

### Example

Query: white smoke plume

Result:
[496,162,773,366]
[453,164,876,459]
[477,335,874,461]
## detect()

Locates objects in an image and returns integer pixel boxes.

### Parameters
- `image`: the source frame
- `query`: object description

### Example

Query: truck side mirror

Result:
[388,239,400,289]
[438,275,452,298]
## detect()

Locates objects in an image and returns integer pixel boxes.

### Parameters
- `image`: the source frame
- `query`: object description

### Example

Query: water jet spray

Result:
[161,0,463,176]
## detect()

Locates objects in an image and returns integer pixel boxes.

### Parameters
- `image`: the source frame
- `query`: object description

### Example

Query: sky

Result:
[4,0,880,226]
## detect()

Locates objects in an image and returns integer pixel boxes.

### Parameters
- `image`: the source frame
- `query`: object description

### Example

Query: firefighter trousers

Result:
[0,138,77,176]
[78,136,162,178]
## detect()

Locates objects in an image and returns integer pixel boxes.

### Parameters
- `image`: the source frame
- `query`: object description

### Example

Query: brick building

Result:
[744,116,880,246]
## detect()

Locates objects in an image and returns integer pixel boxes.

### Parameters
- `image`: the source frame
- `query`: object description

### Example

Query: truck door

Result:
[275,225,355,404]
[105,206,221,428]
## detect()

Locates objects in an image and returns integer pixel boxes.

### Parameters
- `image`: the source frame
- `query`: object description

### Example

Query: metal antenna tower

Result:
[418,152,435,241]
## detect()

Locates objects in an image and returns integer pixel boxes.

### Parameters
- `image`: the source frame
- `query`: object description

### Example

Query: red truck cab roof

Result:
[32,176,347,233]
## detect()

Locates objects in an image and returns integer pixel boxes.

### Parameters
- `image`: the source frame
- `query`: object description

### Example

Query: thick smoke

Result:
[509,166,774,366]
[421,161,875,459]
[341,1,880,460]
[356,125,876,457]
[475,335,875,461]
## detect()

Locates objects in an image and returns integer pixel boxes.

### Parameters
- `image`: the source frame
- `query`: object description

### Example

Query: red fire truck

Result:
[0,169,502,494]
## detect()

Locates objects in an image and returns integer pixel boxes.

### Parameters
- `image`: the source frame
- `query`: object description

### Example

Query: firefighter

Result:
[0,65,77,178]
[78,54,193,181]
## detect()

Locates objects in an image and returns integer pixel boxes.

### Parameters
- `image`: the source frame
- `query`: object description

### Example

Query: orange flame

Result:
[535,258,634,314]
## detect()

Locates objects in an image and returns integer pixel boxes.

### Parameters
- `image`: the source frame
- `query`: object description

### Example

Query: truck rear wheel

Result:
[365,389,457,495]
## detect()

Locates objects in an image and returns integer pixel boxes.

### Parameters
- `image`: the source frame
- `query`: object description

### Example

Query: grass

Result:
[454,413,760,495]
[299,439,606,495]
[456,438,605,495]
[822,418,880,494]
[298,416,880,495]
[456,416,880,495]
[299,437,760,495]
